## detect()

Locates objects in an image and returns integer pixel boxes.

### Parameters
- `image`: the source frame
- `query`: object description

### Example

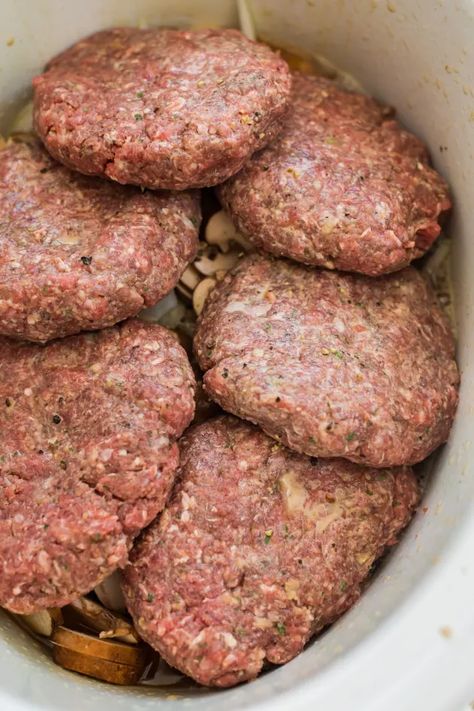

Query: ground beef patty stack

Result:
[194,254,459,467]
[0,319,195,614]
[0,138,200,342]
[32,27,291,190]
[218,73,451,276]
[122,416,419,687]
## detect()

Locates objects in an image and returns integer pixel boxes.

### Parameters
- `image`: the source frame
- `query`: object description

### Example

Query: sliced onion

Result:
[94,571,127,612]
[139,289,178,324]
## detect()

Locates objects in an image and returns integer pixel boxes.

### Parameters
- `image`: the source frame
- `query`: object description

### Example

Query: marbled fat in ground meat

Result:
[0,320,195,614]
[122,416,419,687]
[33,27,291,190]
[218,73,451,276]
[0,139,200,342]
[194,254,459,467]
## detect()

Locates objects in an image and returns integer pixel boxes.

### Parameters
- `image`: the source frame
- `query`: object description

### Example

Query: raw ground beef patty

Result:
[194,254,459,467]
[32,27,291,190]
[218,73,451,276]
[122,416,419,687]
[0,139,200,342]
[0,319,195,614]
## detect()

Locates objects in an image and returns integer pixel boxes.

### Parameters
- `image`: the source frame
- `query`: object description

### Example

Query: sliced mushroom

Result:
[205,210,252,253]
[15,608,63,638]
[52,626,149,685]
[63,596,140,644]
[95,571,127,612]
[193,278,216,315]
[194,247,240,277]
[180,264,201,290]
[176,282,194,303]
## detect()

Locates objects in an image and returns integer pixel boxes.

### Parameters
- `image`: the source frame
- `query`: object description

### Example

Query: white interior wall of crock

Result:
[0,1,473,710]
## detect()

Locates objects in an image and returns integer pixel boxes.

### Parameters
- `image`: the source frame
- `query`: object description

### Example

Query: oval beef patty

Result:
[0,320,195,614]
[33,27,291,190]
[194,254,459,467]
[0,139,200,342]
[218,73,451,276]
[122,416,419,687]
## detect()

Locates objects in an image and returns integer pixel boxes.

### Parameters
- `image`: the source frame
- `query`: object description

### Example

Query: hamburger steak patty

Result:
[0,139,200,342]
[122,416,419,687]
[33,27,291,190]
[0,320,195,614]
[194,254,459,467]
[218,73,451,276]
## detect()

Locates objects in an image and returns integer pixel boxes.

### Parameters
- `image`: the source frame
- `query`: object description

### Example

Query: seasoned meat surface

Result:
[0,320,195,613]
[123,416,419,687]
[33,28,291,190]
[194,254,459,466]
[218,73,451,275]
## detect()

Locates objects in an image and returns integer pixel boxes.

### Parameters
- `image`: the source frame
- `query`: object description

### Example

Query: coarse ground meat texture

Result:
[0,139,200,342]
[218,73,451,276]
[194,254,459,467]
[32,27,291,190]
[122,416,419,687]
[0,319,195,614]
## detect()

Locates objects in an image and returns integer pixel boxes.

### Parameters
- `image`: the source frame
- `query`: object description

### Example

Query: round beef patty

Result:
[122,416,419,687]
[0,319,195,614]
[218,73,451,276]
[32,27,291,190]
[194,254,459,467]
[0,139,200,342]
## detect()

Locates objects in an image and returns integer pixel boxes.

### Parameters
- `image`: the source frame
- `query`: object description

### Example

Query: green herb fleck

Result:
[264,529,273,544]
[146,593,155,603]
[81,256,92,266]
[325,135,338,145]
[346,431,357,442]
[331,349,344,359]
[91,533,103,543]
[136,91,144,99]
[275,621,286,636]
[339,580,348,592]
[134,113,143,121]
[59,460,67,470]
[222,368,229,379]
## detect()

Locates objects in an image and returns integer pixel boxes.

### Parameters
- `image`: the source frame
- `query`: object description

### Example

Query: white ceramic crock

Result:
[0,1,473,709]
